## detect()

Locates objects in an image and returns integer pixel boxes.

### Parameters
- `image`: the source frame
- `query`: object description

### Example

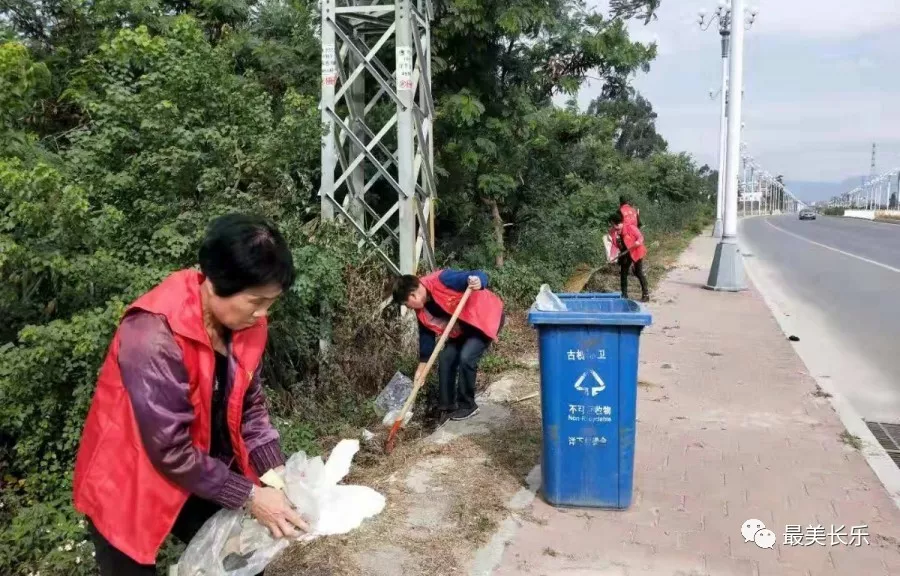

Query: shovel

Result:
[384,286,474,454]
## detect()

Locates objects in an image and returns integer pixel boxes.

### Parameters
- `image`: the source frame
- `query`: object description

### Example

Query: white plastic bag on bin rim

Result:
[175,439,385,576]
[534,284,567,312]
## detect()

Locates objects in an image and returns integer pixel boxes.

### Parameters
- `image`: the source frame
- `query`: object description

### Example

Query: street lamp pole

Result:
[706,0,756,292]
[714,34,729,237]
[698,2,733,238]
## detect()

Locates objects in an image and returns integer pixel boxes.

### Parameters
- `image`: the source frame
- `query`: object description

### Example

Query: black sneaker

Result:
[641,294,650,303]
[436,410,454,426]
[424,405,454,426]
[450,406,480,421]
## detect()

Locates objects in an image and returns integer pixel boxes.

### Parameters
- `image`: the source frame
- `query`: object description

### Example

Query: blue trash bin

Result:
[527,295,652,508]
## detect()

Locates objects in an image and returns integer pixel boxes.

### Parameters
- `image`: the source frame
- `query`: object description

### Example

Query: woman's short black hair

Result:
[199,213,295,297]
[392,274,420,305]
[619,195,630,207]
[609,211,624,225]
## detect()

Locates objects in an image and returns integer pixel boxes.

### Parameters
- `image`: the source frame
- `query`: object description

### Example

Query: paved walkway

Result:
[491,235,900,576]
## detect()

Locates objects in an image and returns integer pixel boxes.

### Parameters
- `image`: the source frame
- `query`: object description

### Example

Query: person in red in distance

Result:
[619,195,642,229]
[392,269,505,422]
[610,211,650,302]
[73,214,308,575]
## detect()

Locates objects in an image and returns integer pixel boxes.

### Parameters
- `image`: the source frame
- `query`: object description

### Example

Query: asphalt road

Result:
[741,215,900,422]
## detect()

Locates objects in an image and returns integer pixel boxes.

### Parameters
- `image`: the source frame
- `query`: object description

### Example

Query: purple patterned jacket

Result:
[117,312,285,509]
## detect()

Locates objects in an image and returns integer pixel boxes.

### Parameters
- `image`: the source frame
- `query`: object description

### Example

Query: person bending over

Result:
[392,269,505,421]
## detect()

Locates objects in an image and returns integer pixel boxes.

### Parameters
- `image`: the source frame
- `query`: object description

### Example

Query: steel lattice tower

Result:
[319,0,436,276]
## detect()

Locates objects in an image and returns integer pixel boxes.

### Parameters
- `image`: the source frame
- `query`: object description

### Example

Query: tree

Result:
[433,0,657,266]
[587,89,667,159]
[0,42,50,157]
[609,0,662,24]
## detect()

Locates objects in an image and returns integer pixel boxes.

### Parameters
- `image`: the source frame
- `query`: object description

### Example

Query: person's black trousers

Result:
[436,333,491,411]
[619,254,649,299]
[88,496,264,575]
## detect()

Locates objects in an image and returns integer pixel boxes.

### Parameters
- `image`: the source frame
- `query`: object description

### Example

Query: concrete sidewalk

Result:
[491,235,900,576]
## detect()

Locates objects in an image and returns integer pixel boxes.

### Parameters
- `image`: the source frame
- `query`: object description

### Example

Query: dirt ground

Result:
[266,361,543,576]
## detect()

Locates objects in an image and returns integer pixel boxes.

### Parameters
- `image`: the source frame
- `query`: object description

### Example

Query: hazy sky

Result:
[579,0,900,183]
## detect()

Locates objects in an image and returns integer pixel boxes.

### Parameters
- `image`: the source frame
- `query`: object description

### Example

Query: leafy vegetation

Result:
[0,0,714,573]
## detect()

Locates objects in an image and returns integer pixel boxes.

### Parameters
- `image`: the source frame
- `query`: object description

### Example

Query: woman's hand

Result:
[248,486,309,539]
[467,275,483,291]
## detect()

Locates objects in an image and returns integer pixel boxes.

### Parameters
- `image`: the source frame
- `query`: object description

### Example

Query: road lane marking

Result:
[764,218,900,274]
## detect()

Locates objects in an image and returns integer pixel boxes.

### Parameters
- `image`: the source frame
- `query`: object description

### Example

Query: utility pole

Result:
[318,0,436,276]
[706,0,756,292]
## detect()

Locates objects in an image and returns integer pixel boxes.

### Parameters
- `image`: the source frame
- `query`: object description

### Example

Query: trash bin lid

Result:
[528,295,652,327]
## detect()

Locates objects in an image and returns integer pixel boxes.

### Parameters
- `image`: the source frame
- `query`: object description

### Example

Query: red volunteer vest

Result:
[72,270,268,564]
[620,204,639,227]
[612,223,647,262]
[416,271,504,340]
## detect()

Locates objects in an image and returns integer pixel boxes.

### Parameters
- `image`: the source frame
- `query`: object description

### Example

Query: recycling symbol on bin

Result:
[574,370,606,396]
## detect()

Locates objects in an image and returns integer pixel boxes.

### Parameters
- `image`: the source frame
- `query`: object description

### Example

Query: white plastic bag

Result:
[534,284,567,312]
[603,233,619,263]
[175,440,385,576]
[175,509,287,576]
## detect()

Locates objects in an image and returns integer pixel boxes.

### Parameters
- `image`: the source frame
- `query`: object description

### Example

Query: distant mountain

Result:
[785,176,869,203]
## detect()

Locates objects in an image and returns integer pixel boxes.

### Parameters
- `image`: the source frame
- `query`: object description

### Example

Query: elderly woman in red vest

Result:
[73,214,308,575]
[610,211,650,302]
[392,270,505,421]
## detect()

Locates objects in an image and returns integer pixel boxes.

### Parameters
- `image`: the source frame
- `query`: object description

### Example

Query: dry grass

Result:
[563,264,602,293]
[493,311,537,359]
[472,402,542,481]
[875,213,900,224]
[267,367,543,576]
[840,430,863,451]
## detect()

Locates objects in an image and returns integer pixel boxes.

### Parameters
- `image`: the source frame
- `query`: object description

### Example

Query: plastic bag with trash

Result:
[603,233,619,263]
[374,371,414,428]
[534,284,567,312]
[174,439,385,576]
